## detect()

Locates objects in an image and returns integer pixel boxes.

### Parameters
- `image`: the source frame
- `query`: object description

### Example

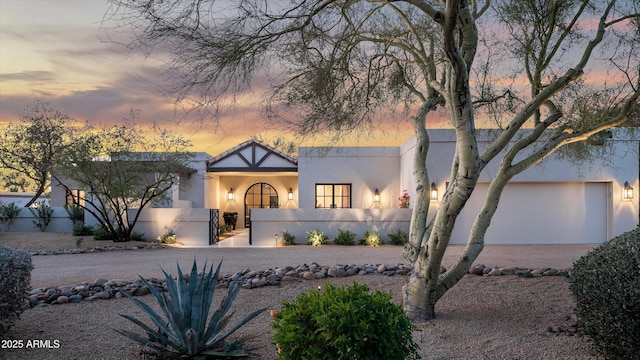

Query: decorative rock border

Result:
[25,262,569,308]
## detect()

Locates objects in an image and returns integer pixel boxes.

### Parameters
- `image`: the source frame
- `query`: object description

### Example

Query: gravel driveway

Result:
[30,244,597,288]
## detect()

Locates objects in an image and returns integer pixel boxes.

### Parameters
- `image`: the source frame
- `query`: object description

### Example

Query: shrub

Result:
[72,222,94,236]
[0,245,33,335]
[272,282,420,360]
[29,201,54,232]
[280,230,296,246]
[333,229,356,245]
[360,230,381,246]
[157,228,176,244]
[130,230,145,242]
[92,226,112,240]
[0,202,21,232]
[64,204,84,224]
[569,227,640,359]
[306,229,328,246]
[388,228,409,245]
[117,260,266,358]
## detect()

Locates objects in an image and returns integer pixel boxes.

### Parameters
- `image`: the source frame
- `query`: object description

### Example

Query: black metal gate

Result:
[209,209,219,245]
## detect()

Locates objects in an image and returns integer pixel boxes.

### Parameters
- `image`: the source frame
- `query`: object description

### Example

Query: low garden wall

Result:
[3,207,75,233]
[250,208,412,247]
[130,208,212,247]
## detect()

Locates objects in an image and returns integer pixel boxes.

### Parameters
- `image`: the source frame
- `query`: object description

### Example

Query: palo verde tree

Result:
[54,119,194,242]
[0,99,80,206]
[107,0,640,320]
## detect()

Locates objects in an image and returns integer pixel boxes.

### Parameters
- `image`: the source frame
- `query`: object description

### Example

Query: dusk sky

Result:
[0,0,415,156]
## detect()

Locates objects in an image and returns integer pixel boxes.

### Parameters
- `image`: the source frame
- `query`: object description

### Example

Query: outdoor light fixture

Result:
[430,182,438,200]
[288,188,294,200]
[227,188,234,200]
[373,188,380,202]
[623,181,634,200]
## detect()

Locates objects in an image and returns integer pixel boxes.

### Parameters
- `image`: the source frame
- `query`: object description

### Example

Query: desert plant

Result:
[29,201,54,232]
[72,222,94,236]
[333,229,356,246]
[64,203,84,223]
[117,260,267,359]
[130,230,145,242]
[388,228,409,246]
[0,202,21,232]
[92,226,112,240]
[306,229,328,246]
[569,227,640,359]
[360,230,381,246]
[157,228,176,244]
[0,245,33,335]
[272,282,420,360]
[280,230,296,246]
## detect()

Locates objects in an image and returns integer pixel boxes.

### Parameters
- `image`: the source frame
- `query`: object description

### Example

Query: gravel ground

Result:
[1,233,601,360]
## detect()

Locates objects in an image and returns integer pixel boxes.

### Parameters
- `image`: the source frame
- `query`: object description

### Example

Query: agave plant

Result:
[116,260,266,358]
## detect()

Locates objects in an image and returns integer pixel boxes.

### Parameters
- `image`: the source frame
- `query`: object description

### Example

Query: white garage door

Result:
[449,182,609,245]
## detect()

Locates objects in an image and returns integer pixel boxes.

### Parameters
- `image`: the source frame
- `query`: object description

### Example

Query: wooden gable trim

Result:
[206,139,298,172]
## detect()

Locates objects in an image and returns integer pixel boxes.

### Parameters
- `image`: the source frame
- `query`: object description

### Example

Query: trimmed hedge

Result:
[569,227,640,359]
[0,245,33,335]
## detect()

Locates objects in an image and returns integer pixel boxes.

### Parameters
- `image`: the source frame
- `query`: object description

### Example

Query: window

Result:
[65,189,85,206]
[315,184,351,208]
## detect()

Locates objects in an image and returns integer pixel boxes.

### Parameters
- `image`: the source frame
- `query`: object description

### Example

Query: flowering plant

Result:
[398,190,410,208]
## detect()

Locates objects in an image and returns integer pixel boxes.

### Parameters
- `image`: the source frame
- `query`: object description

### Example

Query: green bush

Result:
[72,222,94,236]
[360,230,381,246]
[272,282,420,360]
[280,230,296,246]
[29,201,54,232]
[388,228,409,245]
[157,228,176,244]
[333,229,356,245]
[130,230,145,242]
[117,260,266,358]
[64,204,84,223]
[569,227,640,359]
[92,226,112,240]
[0,202,21,232]
[0,245,33,335]
[306,229,328,246]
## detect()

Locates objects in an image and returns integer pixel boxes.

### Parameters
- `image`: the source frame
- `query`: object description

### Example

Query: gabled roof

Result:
[206,139,298,172]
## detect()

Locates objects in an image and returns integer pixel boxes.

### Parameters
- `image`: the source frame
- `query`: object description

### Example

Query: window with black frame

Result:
[315,184,351,208]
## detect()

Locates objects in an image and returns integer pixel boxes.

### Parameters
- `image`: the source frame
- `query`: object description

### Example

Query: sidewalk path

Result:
[30,244,597,288]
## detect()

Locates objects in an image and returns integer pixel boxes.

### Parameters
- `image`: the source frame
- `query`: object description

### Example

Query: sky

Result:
[0,0,415,156]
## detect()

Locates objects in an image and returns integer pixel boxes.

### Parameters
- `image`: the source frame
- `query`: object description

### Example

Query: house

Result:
[48,130,638,247]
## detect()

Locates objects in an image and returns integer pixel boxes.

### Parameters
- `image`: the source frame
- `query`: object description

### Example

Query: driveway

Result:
[30,244,597,288]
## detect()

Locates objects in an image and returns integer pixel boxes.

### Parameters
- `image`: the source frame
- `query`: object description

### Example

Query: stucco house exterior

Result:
[45,129,638,247]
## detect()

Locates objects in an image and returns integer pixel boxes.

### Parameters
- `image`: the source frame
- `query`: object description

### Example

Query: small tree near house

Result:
[54,118,194,242]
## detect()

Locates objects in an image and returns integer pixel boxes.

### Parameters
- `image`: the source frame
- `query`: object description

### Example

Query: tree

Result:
[54,119,194,242]
[0,100,79,206]
[107,0,639,319]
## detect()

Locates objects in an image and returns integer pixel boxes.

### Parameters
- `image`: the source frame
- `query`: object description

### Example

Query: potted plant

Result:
[223,212,238,230]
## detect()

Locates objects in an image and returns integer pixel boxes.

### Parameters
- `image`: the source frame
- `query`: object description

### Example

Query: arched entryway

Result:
[244,182,279,227]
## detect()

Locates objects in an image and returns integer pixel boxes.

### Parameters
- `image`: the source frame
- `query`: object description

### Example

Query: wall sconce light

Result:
[373,188,380,203]
[288,188,294,200]
[430,182,438,200]
[227,188,234,200]
[623,181,634,200]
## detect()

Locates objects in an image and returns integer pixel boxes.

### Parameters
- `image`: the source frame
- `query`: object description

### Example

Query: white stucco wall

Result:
[400,129,639,242]
[297,146,402,210]
[250,208,412,247]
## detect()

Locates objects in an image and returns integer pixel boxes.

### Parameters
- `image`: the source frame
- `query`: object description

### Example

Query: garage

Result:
[449,182,610,245]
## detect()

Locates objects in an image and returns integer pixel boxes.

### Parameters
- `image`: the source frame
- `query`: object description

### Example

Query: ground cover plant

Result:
[279,230,296,246]
[360,230,381,246]
[388,228,409,246]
